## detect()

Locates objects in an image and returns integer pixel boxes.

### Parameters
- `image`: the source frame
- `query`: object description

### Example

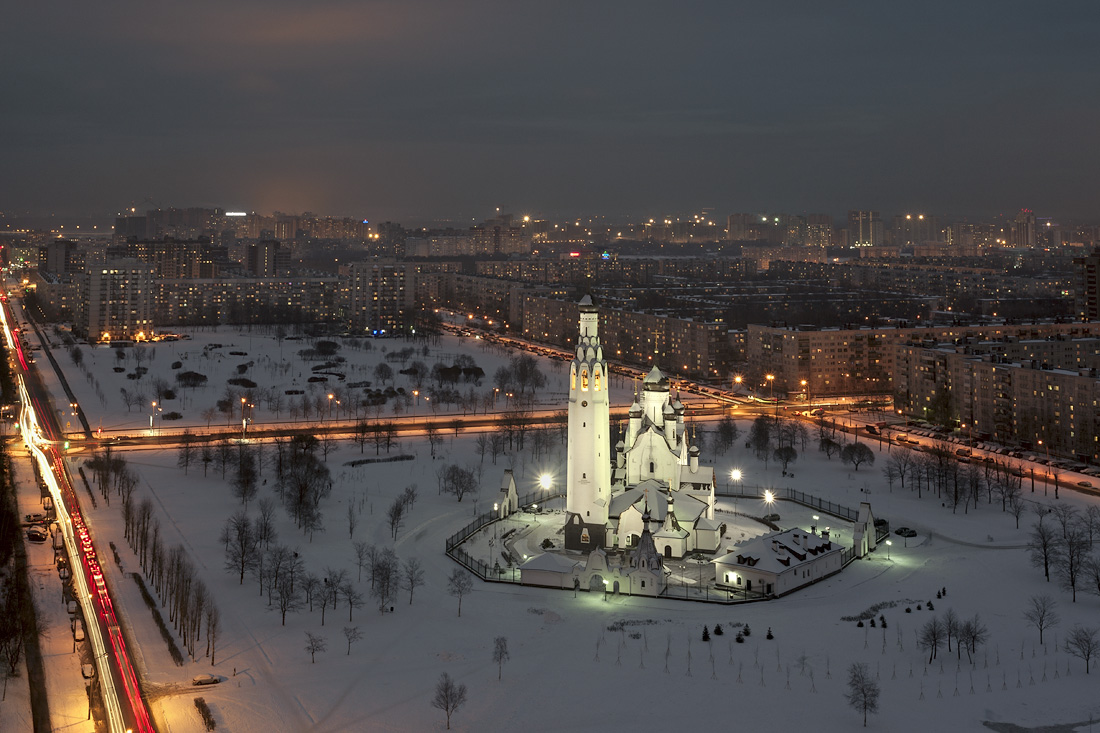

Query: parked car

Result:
[26,528,48,542]
[1078,481,1092,488]
[894,527,918,538]
[192,674,219,686]
[24,513,45,523]
[81,664,95,679]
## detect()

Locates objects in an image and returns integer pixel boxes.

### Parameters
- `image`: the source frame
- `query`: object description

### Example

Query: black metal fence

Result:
[715,484,862,521]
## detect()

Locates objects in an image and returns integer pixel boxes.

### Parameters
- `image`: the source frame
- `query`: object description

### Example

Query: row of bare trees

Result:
[881,447,1026,519]
[1028,504,1100,602]
[122,480,221,665]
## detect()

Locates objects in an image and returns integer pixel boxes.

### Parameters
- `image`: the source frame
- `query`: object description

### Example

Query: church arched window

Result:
[571,368,576,390]
[594,368,601,391]
[649,461,655,474]
[581,369,589,391]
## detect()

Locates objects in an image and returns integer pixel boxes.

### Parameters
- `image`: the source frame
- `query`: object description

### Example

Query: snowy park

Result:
[10,322,1100,732]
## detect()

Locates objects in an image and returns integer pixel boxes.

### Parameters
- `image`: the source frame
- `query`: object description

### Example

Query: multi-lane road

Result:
[2,297,154,733]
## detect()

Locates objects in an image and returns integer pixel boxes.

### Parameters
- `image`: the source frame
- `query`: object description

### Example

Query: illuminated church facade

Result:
[564,297,721,560]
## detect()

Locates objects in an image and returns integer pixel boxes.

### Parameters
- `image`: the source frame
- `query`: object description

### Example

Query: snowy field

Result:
[9,323,1100,732]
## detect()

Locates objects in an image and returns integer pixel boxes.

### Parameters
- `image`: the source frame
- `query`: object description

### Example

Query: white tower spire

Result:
[565,295,611,551]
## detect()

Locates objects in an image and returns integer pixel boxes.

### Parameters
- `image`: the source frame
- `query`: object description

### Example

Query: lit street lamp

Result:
[885,539,892,559]
[766,374,776,422]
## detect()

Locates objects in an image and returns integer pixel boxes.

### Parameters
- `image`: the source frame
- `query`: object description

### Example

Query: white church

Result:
[563,297,721,560]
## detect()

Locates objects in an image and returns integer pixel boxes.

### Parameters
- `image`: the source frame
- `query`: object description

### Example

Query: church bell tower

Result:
[564,296,610,551]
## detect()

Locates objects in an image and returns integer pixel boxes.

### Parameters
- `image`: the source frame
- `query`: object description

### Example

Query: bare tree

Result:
[431,672,468,730]
[1028,518,1062,582]
[447,568,473,617]
[943,608,960,654]
[347,502,358,539]
[223,512,259,584]
[342,582,364,621]
[256,497,278,549]
[276,584,302,626]
[441,464,478,503]
[205,605,220,665]
[305,632,327,663]
[1023,594,1060,646]
[844,662,880,727]
[958,613,989,663]
[918,616,944,663]
[177,431,196,474]
[493,636,510,680]
[1060,525,1090,602]
[301,573,321,612]
[386,496,405,540]
[1007,489,1026,528]
[352,541,371,583]
[425,422,442,458]
[1065,625,1100,674]
[343,626,362,655]
[841,442,875,472]
[402,558,425,605]
[367,550,399,614]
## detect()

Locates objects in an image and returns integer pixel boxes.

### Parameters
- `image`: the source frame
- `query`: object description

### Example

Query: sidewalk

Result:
[15,458,96,733]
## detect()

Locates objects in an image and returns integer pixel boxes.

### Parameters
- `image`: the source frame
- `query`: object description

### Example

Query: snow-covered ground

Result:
[7,323,1100,732]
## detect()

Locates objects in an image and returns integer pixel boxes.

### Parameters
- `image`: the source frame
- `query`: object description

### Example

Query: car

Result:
[894,527,918,538]
[81,663,95,679]
[1078,481,1092,488]
[24,513,45,523]
[27,528,48,542]
[192,674,219,686]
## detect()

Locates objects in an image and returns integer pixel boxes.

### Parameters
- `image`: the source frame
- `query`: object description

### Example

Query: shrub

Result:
[742,624,751,637]
[702,626,710,642]
[171,361,182,370]
[766,627,774,640]
[857,620,864,627]
[176,371,208,388]
[227,377,257,388]
[540,538,555,549]
[735,633,744,643]
[194,698,216,731]
[713,624,724,636]
[163,389,177,400]
[162,412,183,420]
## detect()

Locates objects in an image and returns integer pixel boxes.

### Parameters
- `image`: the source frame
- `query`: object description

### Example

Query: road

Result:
[2,296,155,733]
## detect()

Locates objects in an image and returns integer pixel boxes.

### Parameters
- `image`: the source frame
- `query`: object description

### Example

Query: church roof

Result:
[714,528,841,575]
[609,486,668,520]
[694,516,722,531]
[578,294,593,306]
[643,366,666,385]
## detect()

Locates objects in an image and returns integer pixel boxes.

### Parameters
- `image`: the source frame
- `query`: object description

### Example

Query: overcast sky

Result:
[4,1,1099,223]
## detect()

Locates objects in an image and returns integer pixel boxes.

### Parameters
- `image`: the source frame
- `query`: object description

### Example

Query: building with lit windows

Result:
[76,257,156,341]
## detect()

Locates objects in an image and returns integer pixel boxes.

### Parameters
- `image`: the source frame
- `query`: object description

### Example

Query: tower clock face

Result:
[582,401,588,407]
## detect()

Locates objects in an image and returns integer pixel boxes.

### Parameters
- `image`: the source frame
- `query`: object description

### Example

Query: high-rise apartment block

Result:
[342,260,411,336]
[76,256,156,341]
[847,210,882,247]
[1075,248,1100,321]
[1014,209,1037,248]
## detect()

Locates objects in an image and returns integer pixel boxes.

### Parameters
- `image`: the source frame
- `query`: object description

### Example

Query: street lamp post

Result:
[1038,440,1051,497]
[327,393,334,421]
[766,374,776,422]
[885,539,892,560]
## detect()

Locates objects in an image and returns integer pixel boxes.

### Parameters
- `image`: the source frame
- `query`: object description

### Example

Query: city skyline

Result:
[4,1,1099,221]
